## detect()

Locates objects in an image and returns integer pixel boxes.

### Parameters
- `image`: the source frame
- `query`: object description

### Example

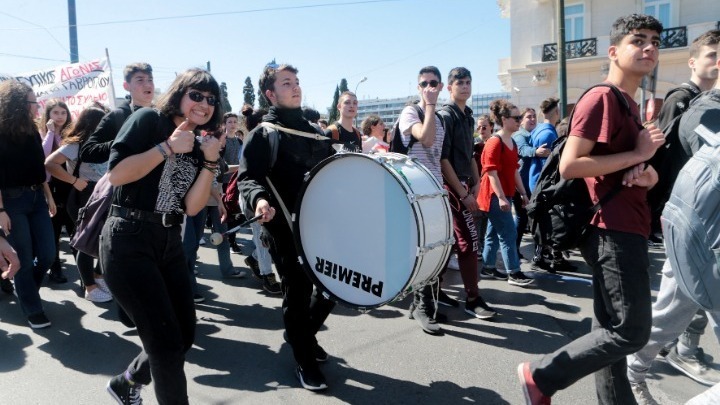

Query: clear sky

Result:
[0,0,510,114]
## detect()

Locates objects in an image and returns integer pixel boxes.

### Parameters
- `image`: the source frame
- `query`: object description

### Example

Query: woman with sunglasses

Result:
[477,100,534,287]
[0,80,57,328]
[101,68,223,405]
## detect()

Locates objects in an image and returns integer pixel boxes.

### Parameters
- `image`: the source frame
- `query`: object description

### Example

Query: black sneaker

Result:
[28,313,51,329]
[48,269,67,283]
[437,289,459,308]
[531,258,555,273]
[1,278,13,294]
[262,274,282,294]
[244,256,262,279]
[480,267,508,280]
[314,343,329,362]
[296,365,328,391]
[551,258,578,272]
[507,272,535,287]
[230,241,241,253]
[464,296,496,320]
[106,373,143,404]
[193,294,205,303]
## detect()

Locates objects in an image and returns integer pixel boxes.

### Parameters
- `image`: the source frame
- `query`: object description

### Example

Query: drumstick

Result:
[209,214,264,246]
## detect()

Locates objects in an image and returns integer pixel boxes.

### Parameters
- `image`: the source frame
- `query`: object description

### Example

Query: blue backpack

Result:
[662,123,720,311]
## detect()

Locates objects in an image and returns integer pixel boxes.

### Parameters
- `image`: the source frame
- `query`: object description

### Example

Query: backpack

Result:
[223,170,242,218]
[661,124,720,311]
[646,84,703,220]
[526,84,634,251]
[389,104,442,154]
[69,172,113,258]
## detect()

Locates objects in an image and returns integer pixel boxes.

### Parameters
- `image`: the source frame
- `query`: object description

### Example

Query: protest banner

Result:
[0,57,115,118]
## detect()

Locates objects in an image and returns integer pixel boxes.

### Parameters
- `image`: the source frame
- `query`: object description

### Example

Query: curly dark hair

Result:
[610,14,663,46]
[0,80,37,141]
[155,68,222,131]
[489,99,517,127]
[360,114,383,136]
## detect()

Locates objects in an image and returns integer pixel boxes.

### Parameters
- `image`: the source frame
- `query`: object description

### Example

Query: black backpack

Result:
[389,104,442,154]
[526,84,634,251]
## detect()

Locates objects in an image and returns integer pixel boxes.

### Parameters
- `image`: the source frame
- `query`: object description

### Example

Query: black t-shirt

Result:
[325,122,361,152]
[439,103,476,183]
[0,132,46,189]
[109,108,203,214]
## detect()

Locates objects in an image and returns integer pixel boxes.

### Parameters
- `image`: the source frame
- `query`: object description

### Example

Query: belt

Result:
[109,205,184,227]
[2,184,43,193]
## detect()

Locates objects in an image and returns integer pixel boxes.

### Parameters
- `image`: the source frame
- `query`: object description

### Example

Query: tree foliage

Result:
[328,85,340,123]
[339,78,349,93]
[220,82,232,114]
[242,76,255,107]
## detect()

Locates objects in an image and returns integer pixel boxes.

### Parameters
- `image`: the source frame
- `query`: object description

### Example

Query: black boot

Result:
[48,259,67,283]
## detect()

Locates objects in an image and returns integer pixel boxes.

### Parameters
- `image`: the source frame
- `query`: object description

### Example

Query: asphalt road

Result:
[0,230,716,404]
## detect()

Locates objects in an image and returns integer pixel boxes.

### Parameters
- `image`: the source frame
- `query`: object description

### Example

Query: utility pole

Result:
[557,0,567,118]
[67,0,79,63]
[206,61,211,72]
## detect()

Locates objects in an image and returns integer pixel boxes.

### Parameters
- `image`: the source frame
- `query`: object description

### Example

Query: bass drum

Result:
[293,152,453,310]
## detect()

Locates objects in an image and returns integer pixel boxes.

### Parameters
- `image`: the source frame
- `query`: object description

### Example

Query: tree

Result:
[242,76,255,107]
[328,85,340,123]
[219,82,232,114]
[258,88,270,109]
[339,78,349,93]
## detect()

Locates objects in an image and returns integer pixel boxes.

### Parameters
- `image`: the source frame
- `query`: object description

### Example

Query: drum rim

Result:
[291,152,423,310]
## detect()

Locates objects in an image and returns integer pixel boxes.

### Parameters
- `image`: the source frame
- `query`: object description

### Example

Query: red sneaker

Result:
[518,362,551,405]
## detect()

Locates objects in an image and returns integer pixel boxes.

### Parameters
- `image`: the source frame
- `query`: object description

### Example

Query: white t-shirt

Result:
[57,143,108,182]
[398,105,444,182]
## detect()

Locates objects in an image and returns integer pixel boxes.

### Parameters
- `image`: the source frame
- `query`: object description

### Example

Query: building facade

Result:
[497,0,720,117]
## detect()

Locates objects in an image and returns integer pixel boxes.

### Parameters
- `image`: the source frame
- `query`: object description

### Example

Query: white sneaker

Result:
[94,278,111,294]
[630,382,659,405]
[447,255,460,270]
[85,287,113,303]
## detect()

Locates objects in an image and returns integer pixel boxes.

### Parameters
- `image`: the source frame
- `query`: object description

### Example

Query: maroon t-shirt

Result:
[570,85,649,237]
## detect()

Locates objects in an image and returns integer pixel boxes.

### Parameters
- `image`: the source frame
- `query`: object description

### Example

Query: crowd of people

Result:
[1,12,720,405]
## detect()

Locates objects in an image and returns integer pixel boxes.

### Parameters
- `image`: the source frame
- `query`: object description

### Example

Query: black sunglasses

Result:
[480,125,488,130]
[510,115,523,122]
[187,90,217,106]
[419,80,439,88]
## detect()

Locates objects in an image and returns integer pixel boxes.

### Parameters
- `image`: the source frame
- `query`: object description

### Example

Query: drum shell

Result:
[293,152,453,309]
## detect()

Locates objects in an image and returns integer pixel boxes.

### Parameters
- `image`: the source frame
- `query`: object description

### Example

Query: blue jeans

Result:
[3,188,55,316]
[531,227,652,404]
[206,206,234,277]
[482,195,520,273]
[182,208,207,295]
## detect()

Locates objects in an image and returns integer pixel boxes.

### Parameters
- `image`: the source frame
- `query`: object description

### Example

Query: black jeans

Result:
[100,215,195,405]
[530,227,652,404]
[264,224,335,369]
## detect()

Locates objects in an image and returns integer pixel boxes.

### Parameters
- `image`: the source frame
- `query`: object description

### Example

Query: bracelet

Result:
[203,158,220,165]
[461,193,470,200]
[426,104,436,106]
[71,177,78,185]
[201,166,219,175]
[156,143,169,159]
[164,140,175,155]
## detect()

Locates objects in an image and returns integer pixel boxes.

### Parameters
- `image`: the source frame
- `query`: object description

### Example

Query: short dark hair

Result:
[539,97,559,115]
[258,64,298,95]
[318,119,328,127]
[302,107,320,123]
[123,62,153,83]
[690,29,720,58]
[245,108,268,132]
[223,112,238,123]
[155,68,222,131]
[521,107,536,117]
[360,114,383,136]
[447,67,471,85]
[418,66,441,81]
[609,14,663,46]
[489,99,517,126]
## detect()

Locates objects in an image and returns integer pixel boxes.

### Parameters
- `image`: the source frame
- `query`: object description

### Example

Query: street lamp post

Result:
[354,77,367,128]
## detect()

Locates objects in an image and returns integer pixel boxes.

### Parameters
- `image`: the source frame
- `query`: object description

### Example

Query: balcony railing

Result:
[660,26,687,49]
[542,38,597,62]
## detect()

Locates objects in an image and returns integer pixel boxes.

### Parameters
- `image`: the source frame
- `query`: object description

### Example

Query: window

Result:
[644,0,672,28]
[565,3,585,41]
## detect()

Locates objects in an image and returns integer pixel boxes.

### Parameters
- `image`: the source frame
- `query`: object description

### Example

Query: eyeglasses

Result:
[187,90,217,106]
[510,115,523,122]
[480,125,488,130]
[419,80,439,88]
[26,100,38,105]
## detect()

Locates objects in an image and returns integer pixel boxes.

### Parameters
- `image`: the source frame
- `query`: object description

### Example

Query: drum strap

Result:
[265,176,294,231]
[259,122,331,141]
